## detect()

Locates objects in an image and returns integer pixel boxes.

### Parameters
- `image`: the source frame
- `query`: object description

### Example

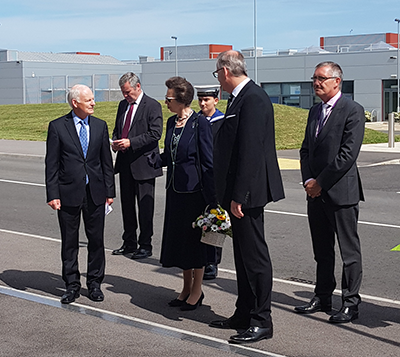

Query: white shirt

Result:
[123,91,144,129]
[230,77,251,103]
[73,112,90,142]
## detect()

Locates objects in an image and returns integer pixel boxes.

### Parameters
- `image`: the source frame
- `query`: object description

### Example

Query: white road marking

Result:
[0,285,287,357]
[264,209,400,229]
[2,228,400,307]
[0,178,45,187]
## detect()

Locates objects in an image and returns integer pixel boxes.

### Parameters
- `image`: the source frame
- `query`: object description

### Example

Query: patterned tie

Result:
[316,103,331,137]
[122,103,134,138]
[79,120,89,184]
[79,120,88,157]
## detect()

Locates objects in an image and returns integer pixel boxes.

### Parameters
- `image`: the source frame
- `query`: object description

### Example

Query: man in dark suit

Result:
[295,61,364,323]
[45,84,115,304]
[210,50,285,344]
[111,72,163,259]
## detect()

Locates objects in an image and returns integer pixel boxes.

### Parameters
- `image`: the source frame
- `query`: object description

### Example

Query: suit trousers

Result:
[57,186,106,290]
[119,164,155,252]
[230,206,273,328]
[308,197,362,307]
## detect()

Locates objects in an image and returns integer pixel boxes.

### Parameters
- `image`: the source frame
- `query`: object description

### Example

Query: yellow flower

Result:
[216,215,226,220]
[210,209,218,215]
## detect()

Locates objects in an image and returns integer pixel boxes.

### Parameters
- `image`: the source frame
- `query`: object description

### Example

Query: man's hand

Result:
[112,139,131,151]
[106,198,114,205]
[231,200,244,219]
[48,199,61,210]
[304,179,322,198]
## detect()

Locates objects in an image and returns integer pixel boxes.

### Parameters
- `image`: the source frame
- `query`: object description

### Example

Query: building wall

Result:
[0,61,24,104]
[141,49,399,121]
[0,60,141,105]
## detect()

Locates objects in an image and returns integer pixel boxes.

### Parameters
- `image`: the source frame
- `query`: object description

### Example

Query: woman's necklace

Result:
[175,109,193,125]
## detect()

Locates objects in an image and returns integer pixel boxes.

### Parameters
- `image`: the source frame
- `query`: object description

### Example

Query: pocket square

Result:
[225,114,236,119]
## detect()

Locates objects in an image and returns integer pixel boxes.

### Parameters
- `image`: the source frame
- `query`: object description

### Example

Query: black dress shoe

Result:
[131,248,152,260]
[294,297,332,314]
[180,292,204,311]
[203,264,218,280]
[229,326,273,344]
[60,289,80,304]
[168,294,189,307]
[209,316,249,330]
[329,306,359,323]
[88,287,104,302]
[112,245,136,255]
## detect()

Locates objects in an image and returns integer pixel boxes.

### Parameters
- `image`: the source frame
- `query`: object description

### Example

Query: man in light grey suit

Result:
[295,61,364,323]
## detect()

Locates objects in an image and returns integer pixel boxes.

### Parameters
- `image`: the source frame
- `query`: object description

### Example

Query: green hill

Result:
[0,101,395,149]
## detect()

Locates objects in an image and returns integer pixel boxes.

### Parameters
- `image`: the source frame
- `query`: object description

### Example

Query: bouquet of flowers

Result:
[193,205,231,247]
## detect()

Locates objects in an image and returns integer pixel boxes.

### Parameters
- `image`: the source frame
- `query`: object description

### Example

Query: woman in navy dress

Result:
[154,77,216,311]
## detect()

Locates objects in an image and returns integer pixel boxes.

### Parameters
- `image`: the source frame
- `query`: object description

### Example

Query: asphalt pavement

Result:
[1,137,400,357]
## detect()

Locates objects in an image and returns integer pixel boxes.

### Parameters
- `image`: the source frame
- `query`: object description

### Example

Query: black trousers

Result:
[308,197,362,307]
[230,206,273,328]
[206,245,222,265]
[119,166,155,252]
[57,186,105,290]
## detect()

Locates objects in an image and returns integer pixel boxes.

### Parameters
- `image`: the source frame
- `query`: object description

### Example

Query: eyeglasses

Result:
[165,97,176,103]
[311,76,337,83]
[212,68,224,78]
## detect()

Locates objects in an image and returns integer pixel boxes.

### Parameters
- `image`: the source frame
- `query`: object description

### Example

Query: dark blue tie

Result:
[79,120,88,157]
[79,120,89,184]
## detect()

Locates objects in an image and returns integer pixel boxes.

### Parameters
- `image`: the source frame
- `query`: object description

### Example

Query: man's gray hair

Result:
[119,72,141,88]
[67,84,90,109]
[216,50,248,77]
[315,61,343,88]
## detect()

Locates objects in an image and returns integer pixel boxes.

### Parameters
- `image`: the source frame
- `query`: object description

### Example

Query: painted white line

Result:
[0,152,44,158]
[0,229,60,243]
[0,178,45,187]
[3,228,400,308]
[264,209,400,229]
[0,285,286,357]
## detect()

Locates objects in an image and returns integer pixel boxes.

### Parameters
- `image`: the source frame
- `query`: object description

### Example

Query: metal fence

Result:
[25,74,124,104]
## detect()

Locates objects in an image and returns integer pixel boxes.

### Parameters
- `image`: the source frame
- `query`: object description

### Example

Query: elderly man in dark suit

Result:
[45,84,115,304]
[111,72,163,259]
[210,50,285,344]
[295,61,364,323]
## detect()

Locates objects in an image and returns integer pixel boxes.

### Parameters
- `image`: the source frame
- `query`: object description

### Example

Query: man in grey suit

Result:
[295,61,364,323]
[111,72,163,259]
[46,84,115,304]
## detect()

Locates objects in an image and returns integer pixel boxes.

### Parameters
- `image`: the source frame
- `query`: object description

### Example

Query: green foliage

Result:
[0,101,398,148]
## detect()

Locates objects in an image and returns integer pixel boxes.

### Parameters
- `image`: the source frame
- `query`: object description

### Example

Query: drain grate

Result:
[286,277,316,285]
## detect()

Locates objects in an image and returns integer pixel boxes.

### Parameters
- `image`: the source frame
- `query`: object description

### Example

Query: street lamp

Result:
[395,19,400,112]
[254,0,257,85]
[171,36,178,76]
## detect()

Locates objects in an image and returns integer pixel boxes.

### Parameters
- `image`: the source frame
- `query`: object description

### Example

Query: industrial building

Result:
[0,50,138,105]
[1,32,399,121]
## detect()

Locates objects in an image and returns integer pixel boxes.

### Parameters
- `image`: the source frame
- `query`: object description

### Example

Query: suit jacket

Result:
[45,111,115,206]
[113,94,163,180]
[160,112,216,205]
[213,80,285,209]
[300,95,365,206]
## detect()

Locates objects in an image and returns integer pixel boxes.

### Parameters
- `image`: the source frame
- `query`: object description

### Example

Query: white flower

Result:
[197,219,204,227]
[220,222,228,230]
[211,224,218,232]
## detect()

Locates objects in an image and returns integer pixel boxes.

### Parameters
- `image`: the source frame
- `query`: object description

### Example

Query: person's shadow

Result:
[272,289,400,348]
[0,265,236,325]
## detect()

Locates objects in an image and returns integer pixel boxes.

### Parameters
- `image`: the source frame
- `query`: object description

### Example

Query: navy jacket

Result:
[45,111,115,206]
[159,112,216,205]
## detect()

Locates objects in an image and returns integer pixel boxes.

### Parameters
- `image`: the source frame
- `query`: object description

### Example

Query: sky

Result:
[1,0,399,61]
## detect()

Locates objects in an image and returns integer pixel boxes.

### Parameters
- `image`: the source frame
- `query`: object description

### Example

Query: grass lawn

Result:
[0,101,397,149]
